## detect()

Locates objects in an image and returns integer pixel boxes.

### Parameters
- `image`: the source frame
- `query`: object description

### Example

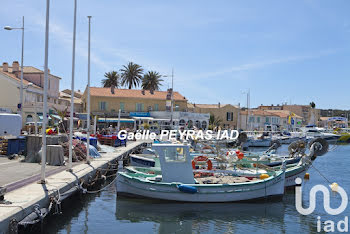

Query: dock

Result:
[0,140,146,233]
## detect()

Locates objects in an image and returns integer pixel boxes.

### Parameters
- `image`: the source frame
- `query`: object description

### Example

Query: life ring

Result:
[192,156,213,171]
[235,150,244,160]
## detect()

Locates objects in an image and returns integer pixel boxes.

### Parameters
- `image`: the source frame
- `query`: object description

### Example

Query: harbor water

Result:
[42,144,350,234]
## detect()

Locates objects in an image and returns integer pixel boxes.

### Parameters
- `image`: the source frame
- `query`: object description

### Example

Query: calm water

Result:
[43,144,350,234]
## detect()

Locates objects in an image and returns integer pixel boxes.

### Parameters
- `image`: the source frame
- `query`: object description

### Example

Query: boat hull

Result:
[284,164,310,187]
[116,171,285,203]
[130,155,156,167]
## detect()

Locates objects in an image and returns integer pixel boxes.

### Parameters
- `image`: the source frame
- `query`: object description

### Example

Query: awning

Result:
[37,113,52,120]
[131,117,154,120]
[153,118,180,121]
[98,118,135,123]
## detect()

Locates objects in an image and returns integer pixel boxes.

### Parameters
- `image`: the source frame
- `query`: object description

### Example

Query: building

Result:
[59,89,84,113]
[240,110,280,131]
[282,105,320,125]
[82,87,209,130]
[83,87,188,114]
[190,103,240,129]
[258,104,283,111]
[240,109,303,131]
[258,104,320,125]
[264,110,303,130]
[0,61,63,125]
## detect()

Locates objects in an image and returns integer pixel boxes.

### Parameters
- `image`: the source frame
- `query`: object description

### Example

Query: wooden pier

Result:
[0,140,146,233]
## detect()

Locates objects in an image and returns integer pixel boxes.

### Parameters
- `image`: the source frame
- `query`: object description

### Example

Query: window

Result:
[164,147,187,162]
[154,104,159,111]
[120,102,125,111]
[266,117,270,123]
[99,101,107,111]
[202,121,207,129]
[136,103,144,112]
[257,117,260,123]
[227,112,233,121]
[249,116,255,123]
[179,119,186,126]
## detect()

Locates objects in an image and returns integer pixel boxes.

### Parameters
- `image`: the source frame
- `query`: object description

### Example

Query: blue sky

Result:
[1,0,350,109]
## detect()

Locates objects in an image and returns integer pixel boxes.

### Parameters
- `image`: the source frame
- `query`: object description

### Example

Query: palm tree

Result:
[101,71,120,88]
[52,106,69,133]
[310,101,316,109]
[141,71,163,91]
[309,101,316,125]
[120,62,143,89]
[209,114,222,130]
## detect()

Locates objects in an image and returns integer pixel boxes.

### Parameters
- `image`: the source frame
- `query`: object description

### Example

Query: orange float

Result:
[192,156,214,177]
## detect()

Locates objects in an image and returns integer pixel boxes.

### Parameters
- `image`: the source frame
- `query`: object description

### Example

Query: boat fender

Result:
[304,173,310,180]
[260,174,269,180]
[177,184,198,194]
[237,152,244,160]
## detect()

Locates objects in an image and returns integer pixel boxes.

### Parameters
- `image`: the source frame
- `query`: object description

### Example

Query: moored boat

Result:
[116,144,286,202]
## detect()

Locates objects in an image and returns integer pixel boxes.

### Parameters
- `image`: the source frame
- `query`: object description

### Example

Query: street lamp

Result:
[86,15,92,165]
[4,16,25,123]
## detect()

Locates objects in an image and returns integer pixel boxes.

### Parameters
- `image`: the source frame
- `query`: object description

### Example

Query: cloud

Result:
[187,48,341,80]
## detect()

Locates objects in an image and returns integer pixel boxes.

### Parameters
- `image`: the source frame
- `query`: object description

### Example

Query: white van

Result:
[0,113,22,137]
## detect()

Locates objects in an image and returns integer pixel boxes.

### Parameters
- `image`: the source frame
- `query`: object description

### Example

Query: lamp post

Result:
[4,16,25,124]
[40,0,50,184]
[86,15,92,164]
[68,0,77,172]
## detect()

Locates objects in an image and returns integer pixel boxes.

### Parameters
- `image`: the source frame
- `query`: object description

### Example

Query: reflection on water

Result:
[115,198,286,233]
[42,144,350,234]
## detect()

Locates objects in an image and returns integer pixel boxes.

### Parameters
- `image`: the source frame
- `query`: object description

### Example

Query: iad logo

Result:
[295,177,349,232]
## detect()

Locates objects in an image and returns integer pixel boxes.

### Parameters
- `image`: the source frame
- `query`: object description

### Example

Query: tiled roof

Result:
[0,66,42,73]
[194,104,227,108]
[264,110,303,119]
[0,66,62,79]
[240,110,279,117]
[89,87,187,101]
[193,104,239,109]
[0,69,42,89]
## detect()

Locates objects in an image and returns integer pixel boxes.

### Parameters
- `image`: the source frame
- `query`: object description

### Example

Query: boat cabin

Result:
[152,144,195,184]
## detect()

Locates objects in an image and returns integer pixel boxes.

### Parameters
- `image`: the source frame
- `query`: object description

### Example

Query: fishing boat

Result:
[243,137,272,147]
[124,138,328,188]
[116,143,286,202]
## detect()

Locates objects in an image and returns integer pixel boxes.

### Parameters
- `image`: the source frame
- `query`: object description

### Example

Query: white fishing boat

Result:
[124,138,328,188]
[300,127,340,142]
[116,144,286,202]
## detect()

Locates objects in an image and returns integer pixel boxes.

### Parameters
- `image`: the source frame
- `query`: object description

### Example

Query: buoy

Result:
[331,182,338,192]
[237,152,244,160]
[260,174,269,180]
[304,173,310,180]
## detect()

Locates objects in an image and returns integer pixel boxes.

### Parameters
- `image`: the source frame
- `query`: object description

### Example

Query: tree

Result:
[141,71,163,91]
[310,101,316,109]
[52,106,69,133]
[101,71,120,88]
[309,101,316,125]
[120,62,143,89]
[209,114,222,130]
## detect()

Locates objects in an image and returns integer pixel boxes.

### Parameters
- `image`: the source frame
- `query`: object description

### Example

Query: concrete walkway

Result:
[0,141,145,233]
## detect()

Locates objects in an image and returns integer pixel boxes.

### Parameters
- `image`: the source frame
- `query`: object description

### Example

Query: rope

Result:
[84,175,118,194]
[304,157,332,184]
